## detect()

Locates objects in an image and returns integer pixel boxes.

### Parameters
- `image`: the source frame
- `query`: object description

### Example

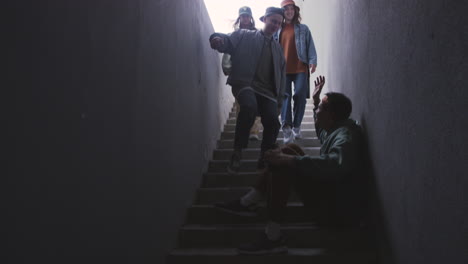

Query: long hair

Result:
[282,5,301,26]
[233,16,256,30]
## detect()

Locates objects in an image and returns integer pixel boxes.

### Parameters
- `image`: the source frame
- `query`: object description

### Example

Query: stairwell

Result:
[168,99,377,264]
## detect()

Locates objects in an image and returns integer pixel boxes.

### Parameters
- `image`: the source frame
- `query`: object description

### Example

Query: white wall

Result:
[8,0,232,263]
[301,1,468,263]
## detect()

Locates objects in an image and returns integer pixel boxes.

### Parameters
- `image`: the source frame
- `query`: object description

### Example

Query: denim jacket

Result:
[274,23,317,66]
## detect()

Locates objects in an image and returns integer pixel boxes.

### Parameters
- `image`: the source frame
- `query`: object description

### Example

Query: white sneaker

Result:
[292,127,302,139]
[249,133,260,141]
[283,127,294,144]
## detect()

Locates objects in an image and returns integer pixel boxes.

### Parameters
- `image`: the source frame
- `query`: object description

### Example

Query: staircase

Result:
[168,100,376,264]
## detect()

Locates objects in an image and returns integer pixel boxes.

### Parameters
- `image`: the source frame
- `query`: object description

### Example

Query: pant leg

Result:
[256,94,280,153]
[234,89,257,149]
[294,171,338,226]
[280,74,294,128]
[265,144,305,222]
[234,100,240,118]
[292,72,308,128]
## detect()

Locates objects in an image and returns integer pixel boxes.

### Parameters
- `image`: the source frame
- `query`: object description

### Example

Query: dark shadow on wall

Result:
[360,117,396,264]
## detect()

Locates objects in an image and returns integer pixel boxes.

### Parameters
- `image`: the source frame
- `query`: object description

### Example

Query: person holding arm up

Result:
[210,7,287,173]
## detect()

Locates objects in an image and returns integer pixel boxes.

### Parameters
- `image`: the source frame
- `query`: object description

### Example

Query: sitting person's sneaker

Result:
[249,133,260,141]
[292,127,302,139]
[237,232,287,255]
[282,126,294,144]
[214,199,258,217]
[227,151,241,174]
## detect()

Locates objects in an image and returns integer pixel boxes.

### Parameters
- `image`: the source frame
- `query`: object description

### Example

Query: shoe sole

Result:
[214,205,258,217]
[237,246,288,255]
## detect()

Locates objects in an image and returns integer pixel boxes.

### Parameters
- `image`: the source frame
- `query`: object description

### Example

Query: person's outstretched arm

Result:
[209,30,245,54]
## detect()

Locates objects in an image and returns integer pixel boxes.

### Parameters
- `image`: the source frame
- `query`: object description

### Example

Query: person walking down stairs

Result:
[274,0,318,144]
[221,6,264,142]
[209,7,287,173]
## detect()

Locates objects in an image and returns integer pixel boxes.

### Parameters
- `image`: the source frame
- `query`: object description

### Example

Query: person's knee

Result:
[281,143,305,156]
[239,101,256,116]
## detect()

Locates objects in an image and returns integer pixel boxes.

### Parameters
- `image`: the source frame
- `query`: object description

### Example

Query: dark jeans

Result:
[234,88,280,153]
[255,144,360,227]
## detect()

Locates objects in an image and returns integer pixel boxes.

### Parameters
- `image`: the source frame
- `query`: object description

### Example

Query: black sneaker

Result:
[237,232,287,255]
[227,151,241,174]
[214,199,258,217]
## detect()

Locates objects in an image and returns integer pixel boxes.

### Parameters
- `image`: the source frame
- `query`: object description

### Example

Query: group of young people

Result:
[213,0,316,173]
[209,0,364,256]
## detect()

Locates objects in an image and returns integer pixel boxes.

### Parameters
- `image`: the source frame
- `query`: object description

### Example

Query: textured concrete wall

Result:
[7,0,231,263]
[302,1,468,263]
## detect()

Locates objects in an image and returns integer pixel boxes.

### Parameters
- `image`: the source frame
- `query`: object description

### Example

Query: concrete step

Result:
[168,247,376,264]
[195,187,300,204]
[177,224,369,249]
[229,103,316,115]
[212,147,320,160]
[228,109,316,118]
[224,122,315,132]
[220,129,316,140]
[207,160,262,173]
[217,137,321,149]
[227,115,315,125]
[202,172,261,187]
[185,203,315,224]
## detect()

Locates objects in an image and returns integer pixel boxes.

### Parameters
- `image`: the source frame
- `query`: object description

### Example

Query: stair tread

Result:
[223,128,316,132]
[182,223,318,229]
[210,159,268,162]
[170,247,374,256]
[225,121,315,126]
[220,136,319,141]
[205,172,258,176]
[170,247,326,256]
[191,202,304,208]
[198,187,254,191]
[214,147,320,151]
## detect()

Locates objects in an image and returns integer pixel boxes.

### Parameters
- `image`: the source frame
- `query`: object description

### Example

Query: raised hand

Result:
[312,75,325,107]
